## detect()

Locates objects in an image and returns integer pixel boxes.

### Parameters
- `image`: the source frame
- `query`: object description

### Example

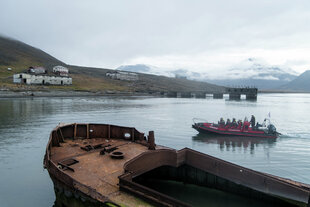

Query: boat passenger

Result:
[243,121,250,131]
[232,118,237,128]
[244,117,248,122]
[219,117,225,126]
[237,120,242,129]
[226,118,231,126]
[250,115,256,129]
[256,122,262,128]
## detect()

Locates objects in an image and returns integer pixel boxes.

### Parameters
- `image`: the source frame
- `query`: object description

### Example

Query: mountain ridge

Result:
[0,35,65,70]
[279,70,310,92]
[118,58,300,90]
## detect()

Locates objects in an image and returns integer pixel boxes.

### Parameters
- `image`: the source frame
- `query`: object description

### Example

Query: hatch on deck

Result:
[119,148,310,207]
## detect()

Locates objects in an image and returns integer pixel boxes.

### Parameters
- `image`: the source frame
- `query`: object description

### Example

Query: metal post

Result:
[148,131,155,150]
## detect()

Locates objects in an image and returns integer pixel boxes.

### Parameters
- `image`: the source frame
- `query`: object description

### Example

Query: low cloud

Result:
[252,76,279,81]
[121,58,297,82]
[1,0,310,74]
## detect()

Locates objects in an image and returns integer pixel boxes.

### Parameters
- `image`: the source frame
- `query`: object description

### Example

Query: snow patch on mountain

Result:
[205,58,298,80]
[117,58,299,89]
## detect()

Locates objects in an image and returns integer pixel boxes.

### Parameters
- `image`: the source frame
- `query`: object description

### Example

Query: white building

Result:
[28,67,46,74]
[13,73,72,85]
[106,71,139,81]
[53,66,69,77]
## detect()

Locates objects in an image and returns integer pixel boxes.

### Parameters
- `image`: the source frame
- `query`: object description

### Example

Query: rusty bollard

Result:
[148,131,156,150]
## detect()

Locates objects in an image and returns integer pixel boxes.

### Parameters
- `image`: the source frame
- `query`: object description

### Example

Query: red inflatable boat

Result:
[192,117,280,138]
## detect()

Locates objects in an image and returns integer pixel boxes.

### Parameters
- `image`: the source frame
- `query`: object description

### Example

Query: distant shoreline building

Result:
[106,71,139,81]
[53,66,69,77]
[13,73,72,85]
[13,66,72,85]
[28,66,46,74]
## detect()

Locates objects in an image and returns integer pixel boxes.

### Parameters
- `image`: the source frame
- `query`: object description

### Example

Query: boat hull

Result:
[44,123,308,207]
[192,124,278,138]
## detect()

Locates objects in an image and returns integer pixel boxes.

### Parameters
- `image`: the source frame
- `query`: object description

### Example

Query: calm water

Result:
[0,94,310,207]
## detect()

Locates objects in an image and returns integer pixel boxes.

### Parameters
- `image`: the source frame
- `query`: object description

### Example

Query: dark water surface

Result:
[141,180,279,207]
[0,94,310,206]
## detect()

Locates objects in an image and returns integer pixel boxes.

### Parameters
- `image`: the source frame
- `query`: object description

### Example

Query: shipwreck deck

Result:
[50,138,156,206]
[45,123,310,207]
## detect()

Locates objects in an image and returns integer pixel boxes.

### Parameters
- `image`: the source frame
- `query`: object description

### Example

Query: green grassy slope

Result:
[0,36,65,86]
[0,36,224,93]
[69,65,225,93]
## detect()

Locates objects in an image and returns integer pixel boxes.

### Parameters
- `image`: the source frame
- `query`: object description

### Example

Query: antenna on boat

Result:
[265,112,272,126]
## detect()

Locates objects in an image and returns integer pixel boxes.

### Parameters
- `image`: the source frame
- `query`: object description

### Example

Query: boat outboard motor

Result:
[268,124,277,134]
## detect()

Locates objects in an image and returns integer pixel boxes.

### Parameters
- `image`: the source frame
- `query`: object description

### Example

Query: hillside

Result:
[280,70,310,92]
[0,36,224,93]
[0,36,65,69]
[69,65,225,93]
[0,35,65,85]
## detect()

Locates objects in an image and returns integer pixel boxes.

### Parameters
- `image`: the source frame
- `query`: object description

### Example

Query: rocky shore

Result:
[0,88,151,98]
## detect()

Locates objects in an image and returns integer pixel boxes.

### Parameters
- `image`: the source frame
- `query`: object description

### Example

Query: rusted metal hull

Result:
[44,123,156,206]
[120,149,310,207]
[51,174,105,207]
[44,123,310,207]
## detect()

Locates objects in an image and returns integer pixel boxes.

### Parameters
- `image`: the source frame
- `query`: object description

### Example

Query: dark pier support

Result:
[227,87,258,101]
[229,93,241,100]
[246,88,258,100]
[195,92,206,98]
[163,89,257,100]
[246,93,257,100]
[180,92,191,98]
[166,92,178,97]
[213,93,224,99]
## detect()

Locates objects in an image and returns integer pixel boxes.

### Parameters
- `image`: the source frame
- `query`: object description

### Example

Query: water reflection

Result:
[1,94,310,207]
[141,180,284,207]
[0,98,56,127]
[192,133,277,154]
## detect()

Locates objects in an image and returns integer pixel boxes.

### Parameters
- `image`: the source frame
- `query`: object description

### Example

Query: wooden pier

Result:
[226,87,258,100]
[161,87,258,100]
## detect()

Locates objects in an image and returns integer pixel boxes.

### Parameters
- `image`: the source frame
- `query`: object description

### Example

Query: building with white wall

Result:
[106,71,139,81]
[53,66,69,77]
[13,73,72,85]
[28,66,46,74]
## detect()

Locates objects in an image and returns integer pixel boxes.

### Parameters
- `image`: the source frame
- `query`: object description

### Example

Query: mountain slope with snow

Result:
[203,58,298,89]
[118,58,299,89]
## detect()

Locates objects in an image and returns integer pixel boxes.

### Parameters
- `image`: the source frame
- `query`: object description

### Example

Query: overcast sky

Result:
[1,0,310,74]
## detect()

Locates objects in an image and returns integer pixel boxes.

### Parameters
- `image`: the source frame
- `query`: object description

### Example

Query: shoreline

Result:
[258,90,310,94]
[1,89,309,99]
[0,89,155,98]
